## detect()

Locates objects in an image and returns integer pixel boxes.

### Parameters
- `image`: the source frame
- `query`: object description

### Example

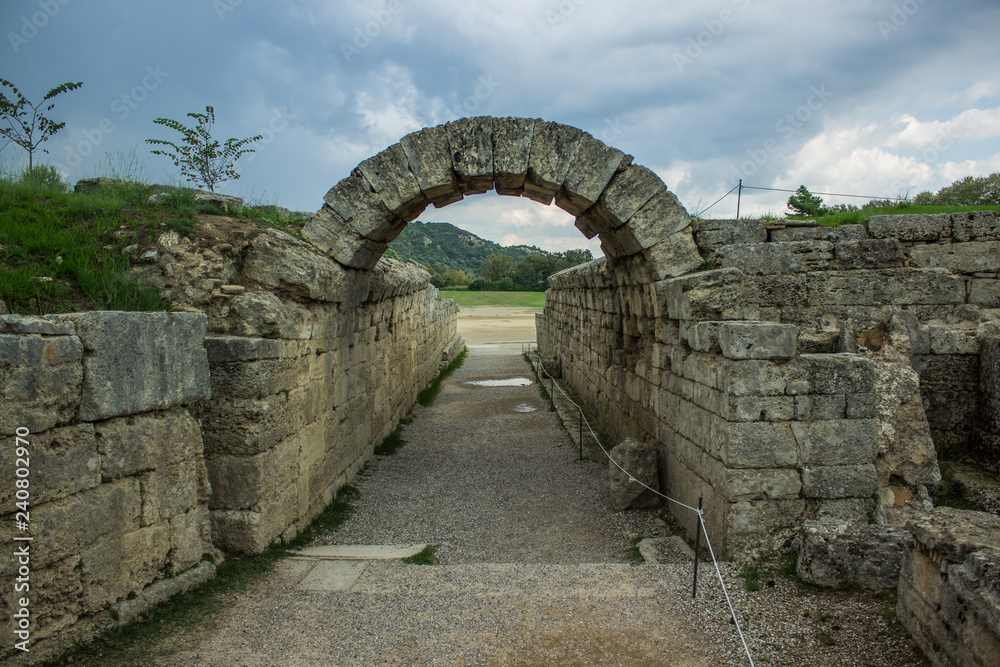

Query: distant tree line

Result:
[430,248,594,291]
[787,172,1000,217]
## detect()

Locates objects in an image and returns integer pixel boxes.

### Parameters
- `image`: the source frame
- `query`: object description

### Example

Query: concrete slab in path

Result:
[288,543,428,560]
[295,560,369,591]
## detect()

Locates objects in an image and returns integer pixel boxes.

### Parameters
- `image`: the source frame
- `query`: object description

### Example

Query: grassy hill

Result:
[388,221,547,277]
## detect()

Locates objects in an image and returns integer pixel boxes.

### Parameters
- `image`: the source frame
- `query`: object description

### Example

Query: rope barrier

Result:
[527,349,756,666]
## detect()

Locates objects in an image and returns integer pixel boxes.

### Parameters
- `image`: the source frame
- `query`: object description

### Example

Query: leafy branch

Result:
[0,79,83,170]
[146,105,261,192]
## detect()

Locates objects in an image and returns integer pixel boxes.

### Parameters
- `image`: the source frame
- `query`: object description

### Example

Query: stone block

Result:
[0,423,99,507]
[718,359,788,397]
[0,333,83,435]
[749,274,808,308]
[20,554,84,643]
[399,123,461,206]
[867,213,952,241]
[951,210,1000,241]
[660,268,756,321]
[685,321,721,352]
[491,116,534,195]
[204,336,286,363]
[726,498,805,545]
[608,438,660,510]
[243,228,369,303]
[795,520,910,590]
[96,408,203,482]
[906,507,1000,564]
[794,394,846,421]
[637,230,705,280]
[80,522,171,612]
[723,395,795,422]
[806,268,966,306]
[446,116,494,194]
[210,508,267,555]
[522,120,583,204]
[792,419,879,465]
[0,314,75,335]
[801,464,878,499]
[169,505,213,572]
[356,142,428,221]
[62,311,210,422]
[909,241,1000,274]
[322,171,402,241]
[794,354,876,395]
[718,322,797,360]
[969,279,1000,308]
[302,205,390,271]
[718,421,798,468]
[557,132,629,217]
[33,479,142,567]
[140,458,209,525]
[769,224,866,243]
[723,468,801,501]
[577,164,664,234]
[209,354,311,400]
[716,241,834,275]
[694,218,767,252]
[835,239,905,269]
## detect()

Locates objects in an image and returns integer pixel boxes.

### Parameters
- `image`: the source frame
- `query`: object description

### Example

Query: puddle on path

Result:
[464,377,534,387]
[513,403,538,413]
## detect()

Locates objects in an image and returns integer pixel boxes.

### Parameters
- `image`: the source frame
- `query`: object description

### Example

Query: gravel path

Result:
[158,346,928,666]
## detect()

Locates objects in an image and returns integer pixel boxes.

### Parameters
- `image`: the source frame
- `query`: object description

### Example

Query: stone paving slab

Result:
[288,544,428,560]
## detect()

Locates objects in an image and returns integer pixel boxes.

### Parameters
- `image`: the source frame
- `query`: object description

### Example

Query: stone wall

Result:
[0,312,216,665]
[539,212,1000,559]
[897,507,1000,667]
[194,230,461,554]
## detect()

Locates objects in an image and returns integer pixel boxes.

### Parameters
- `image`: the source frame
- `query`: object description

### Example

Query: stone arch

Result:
[302,116,704,282]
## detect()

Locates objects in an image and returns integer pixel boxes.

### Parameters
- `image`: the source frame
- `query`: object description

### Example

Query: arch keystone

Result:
[493,116,536,196]
[446,117,495,195]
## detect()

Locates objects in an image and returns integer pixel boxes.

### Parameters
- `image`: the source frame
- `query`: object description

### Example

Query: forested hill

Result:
[387,221,547,276]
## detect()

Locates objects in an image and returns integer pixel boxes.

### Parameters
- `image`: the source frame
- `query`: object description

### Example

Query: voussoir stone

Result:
[558,132,630,217]
[446,116,494,195]
[400,123,462,206]
[523,120,584,205]
[492,116,535,196]
[322,171,404,243]
[356,143,428,221]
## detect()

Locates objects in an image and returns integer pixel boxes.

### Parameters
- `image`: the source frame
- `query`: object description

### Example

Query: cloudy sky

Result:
[3,0,999,255]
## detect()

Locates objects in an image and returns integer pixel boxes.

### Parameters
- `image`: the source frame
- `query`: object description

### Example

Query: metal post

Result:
[692,497,704,599]
[736,179,742,221]
[578,408,583,459]
[550,376,554,410]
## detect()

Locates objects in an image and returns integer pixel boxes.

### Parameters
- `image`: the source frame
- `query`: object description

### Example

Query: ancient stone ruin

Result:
[3,116,999,665]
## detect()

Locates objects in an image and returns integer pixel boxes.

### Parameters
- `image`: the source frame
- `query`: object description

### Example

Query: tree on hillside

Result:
[787,185,827,217]
[0,78,83,171]
[934,173,1000,205]
[481,252,514,282]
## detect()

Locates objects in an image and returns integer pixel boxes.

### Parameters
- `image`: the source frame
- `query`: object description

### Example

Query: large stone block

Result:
[140,458,209,525]
[792,419,879,465]
[209,354,311,400]
[356,142,428,221]
[867,213,952,241]
[805,268,966,306]
[716,241,834,275]
[909,241,1000,274]
[608,438,660,510]
[576,164,664,235]
[0,332,83,435]
[558,132,629,217]
[492,116,535,196]
[717,421,798,468]
[96,408,204,481]
[723,467,802,501]
[769,224,866,243]
[446,116,494,194]
[800,464,878,499]
[399,123,462,206]
[33,479,142,567]
[242,228,371,303]
[322,170,403,241]
[660,268,757,321]
[952,210,1000,241]
[302,205,391,271]
[795,520,910,590]
[0,423,99,507]
[694,218,767,252]
[61,311,210,421]
[835,239,905,269]
[80,522,171,613]
[718,322,797,360]
[522,120,583,204]
[169,505,213,572]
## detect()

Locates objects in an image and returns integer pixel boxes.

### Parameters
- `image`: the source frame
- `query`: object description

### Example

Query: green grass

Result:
[374,421,408,456]
[47,485,359,666]
[402,545,438,565]
[791,203,1000,227]
[416,347,468,406]
[0,177,172,314]
[439,290,546,308]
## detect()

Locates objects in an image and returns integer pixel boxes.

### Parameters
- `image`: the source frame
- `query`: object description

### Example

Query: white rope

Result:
[530,349,756,667]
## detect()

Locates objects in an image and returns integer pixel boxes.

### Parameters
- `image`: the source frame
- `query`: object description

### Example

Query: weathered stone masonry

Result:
[1,242,460,664]
[539,212,1000,561]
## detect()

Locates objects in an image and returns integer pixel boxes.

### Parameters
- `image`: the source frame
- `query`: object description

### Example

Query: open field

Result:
[455,305,541,347]
[439,290,546,308]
